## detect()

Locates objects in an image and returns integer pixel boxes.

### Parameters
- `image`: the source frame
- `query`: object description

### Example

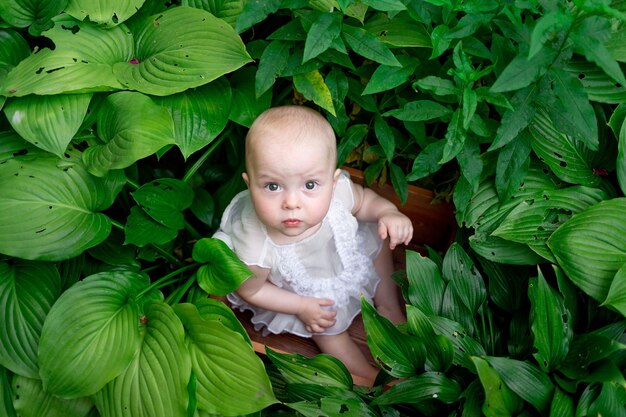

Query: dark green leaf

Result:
[288,396,377,417]
[529,10,573,58]
[442,243,486,314]
[406,305,453,372]
[303,12,342,63]
[230,67,272,127]
[407,140,445,181]
[489,85,537,151]
[235,0,282,33]
[472,356,523,417]
[495,130,531,202]
[383,100,451,122]
[566,59,626,104]
[12,375,93,417]
[373,115,395,162]
[389,162,408,205]
[490,48,556,93]
[429,316,486,371]
[266,348,352,389]
[192,238,251,296]
[372,372,462,405]
[363,12,430,48]
[406,250,445,316]
[256,40,291,98]
[603,263,626,317]
[124,206,178,247]
[337,124,367,166]
[414,76,458,96]
[549,386,575,417]
[618,112,626,196]
[440,109,465,164]
[341,24,401,66]
[363,56,419,95]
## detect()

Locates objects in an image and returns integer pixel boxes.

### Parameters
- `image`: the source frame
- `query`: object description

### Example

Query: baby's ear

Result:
[333,169,341,181]
[242,172,250,186]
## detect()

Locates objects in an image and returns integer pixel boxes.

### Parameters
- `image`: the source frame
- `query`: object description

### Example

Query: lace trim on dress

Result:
[276,198,373,307]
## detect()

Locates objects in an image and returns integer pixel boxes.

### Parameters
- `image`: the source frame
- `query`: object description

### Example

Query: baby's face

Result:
[243,133,339,244]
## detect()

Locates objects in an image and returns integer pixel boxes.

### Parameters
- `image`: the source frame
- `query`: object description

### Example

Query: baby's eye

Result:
[305,181,317,190]
[265,183,280,192]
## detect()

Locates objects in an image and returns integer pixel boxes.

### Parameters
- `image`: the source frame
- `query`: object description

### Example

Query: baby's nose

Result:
[282,191,300,209]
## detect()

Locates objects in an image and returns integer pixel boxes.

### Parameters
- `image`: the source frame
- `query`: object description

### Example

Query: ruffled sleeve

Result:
[333,170,355,211]
[213,190,275,268]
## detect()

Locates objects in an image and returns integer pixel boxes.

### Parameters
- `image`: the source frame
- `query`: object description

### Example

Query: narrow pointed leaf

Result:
[406,250,445,315]
[266,348,353,389]
[406,305,453,372]
[363,56,419,95]
[548,198,626,302]
[192,238,251,296]
[342,24,400,66]
[131,178,193,229]
[490,48,554,93]
[12,375,94,417]
[602,263,626,317]
[293,69,336,116]
[303,12,342,63]
[363,12,430,47]
[362,297,426,377]
[442,243,486,314]
[472,356,522,417]
[0,260,61,378]
[440,109,465,164]
[618,113,626,196]
[383,100,451,122]
[83,91,176,177]
[39,270,148,398]
[174,303,277,415]
[528,270,573,372]
[93,301,191,417]
[372,372,461,406]
[1,15,132,96]
[495,130,531,202]
[183,0,245,28]
[113,6,252,96]
[4,93,92,157]
[153,78,232,159]
[65,0,145,26]
[0,155,124,261]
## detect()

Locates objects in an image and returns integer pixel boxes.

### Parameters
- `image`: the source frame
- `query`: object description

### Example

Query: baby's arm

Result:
[350,181,413,250]
[236,265,337,333]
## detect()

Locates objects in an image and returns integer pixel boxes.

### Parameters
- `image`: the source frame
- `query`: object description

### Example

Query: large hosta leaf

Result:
[0,29,31,83]
[548,198,626,302]
[0,260,61,378]
[93,301,191,417]
[65,0,145,27]
[174,303,277,415]
[38,270,148,398]
[131,178,193,229]
[4,93,92,157]
[0,0,66,35]
[83,91,176,176]
[193,238,251,296]
[266,348,353,389]
[183,0,245,28]
[112,6,251,96]
[0,15,132,96]
[12,375,94,417]
[152,78,232,159]
[0,154,125,261]
[603,263,626,317]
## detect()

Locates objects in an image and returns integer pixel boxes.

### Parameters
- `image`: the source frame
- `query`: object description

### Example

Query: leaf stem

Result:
[136,263,198,299]
[165,272,198,305]
[183,131,229,183]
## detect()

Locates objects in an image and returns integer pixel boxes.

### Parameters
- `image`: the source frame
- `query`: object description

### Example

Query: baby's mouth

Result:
[282,218,301,227]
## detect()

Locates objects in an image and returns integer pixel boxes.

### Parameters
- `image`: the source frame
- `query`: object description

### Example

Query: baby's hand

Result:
[297,297,337,333]
[378,211,413,250]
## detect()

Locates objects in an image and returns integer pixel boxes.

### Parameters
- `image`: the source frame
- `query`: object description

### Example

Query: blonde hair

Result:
[245,105,337,167]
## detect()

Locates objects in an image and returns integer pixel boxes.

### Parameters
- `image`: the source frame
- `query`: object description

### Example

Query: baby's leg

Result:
[312,332,379,384]
[373,241,406,324]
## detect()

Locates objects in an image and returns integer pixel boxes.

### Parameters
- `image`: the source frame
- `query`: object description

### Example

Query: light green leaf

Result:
[548,198,626,302]
[192,238,251,296]
[383,100,451,122]
[293,69,336,116]
[0,29,31,80]
[528,270,573,372]
[153,78,231,159]
[602,263,626,317]
[0,15,132,96]
[13,375,94,417]
[39,270,148,398]
[303,12,342,63]
[83,91,176,177]
[174,303,277,415]
[4,94,92,157]
[342,24,401,66]
[550,386,575,417]
[372,372,461,406]
[266,348,353,389]
[0,260,61,378]
[0,0,66,35]
[362,297,426,378]
[113,6,252,95]
[192,296,251,345]
[529,110,600,186]
[0,155,123,261]
[124,206,178,247]
[362,56,419,95]
[288,395,376,417]
[93,301,191,417]
[472,356,522,417]
[65,0,145,26]
[363,12,430,48]
[131,178,193,230]
[183,0,245,28]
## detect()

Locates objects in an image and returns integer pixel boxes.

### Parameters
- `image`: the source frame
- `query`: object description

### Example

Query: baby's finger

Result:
[318,298,335,307]
[378,222,389,241]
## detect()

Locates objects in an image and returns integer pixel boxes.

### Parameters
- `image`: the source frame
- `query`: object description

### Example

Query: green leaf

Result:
[0,0,66,35]
[266,348,353,389]
[0,260,61,378]
[389,162,408,205]
[489,85,537,151]
[0,367,17,417]
[192,238,251,296]
[528,270,573,372]
[407,140,445,181]
[229,66,272,127]
[529,110,601,187]
[383,100,451,122]
[490,48,555,93]
[174,303,277,415]
[361,297,425,378]
[469,232,544,265]
[362,56,419,95]
[363,12,430,48]
[131,178,193,230]
[39,269,148,398]
[4,94,92,157]
[372,371,461,406]
[303,12,342,63]
[405,250,445,316]
[12,375,94,417]
[93,301,191,417]
[0,155,123,261]
[183,0,245,28]
[152,78,232,159]
[373,115,395,162]
[287,395,377,417]
[341,24,401,66]
[256,40,291,98]
[235,0,282,33]
[602,263,626,317]
[566,59,626,104]
[113,6,251,95]
[548,198,626,302]
[429,315,486,372]
[495,130,531,202]
[83,91,176,177]
[440,109,465,164]
[65,0,144,26]
[442,243,486,314]
[293,69,336,116]
[406,305,453,372]
[0,29,31,79]
[124,206,178,247]
[529,10,573,58]
[0,15,132,96]
[414,76,458,96]
[472,356,522,417]
[337,123,367,166]
[483,356,554,414]
[618,113,626,196]
[192,296,251,345]
[550,386,575,417]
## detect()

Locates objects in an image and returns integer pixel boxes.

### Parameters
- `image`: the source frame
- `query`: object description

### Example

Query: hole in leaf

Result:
[559,161,567,167]
[578,73,585,80]
[61,24,80,34]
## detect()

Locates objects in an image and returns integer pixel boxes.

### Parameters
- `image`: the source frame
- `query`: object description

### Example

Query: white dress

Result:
[213,171,382,337]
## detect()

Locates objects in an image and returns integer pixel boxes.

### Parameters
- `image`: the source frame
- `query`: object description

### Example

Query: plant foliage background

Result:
[0,0,625,416]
